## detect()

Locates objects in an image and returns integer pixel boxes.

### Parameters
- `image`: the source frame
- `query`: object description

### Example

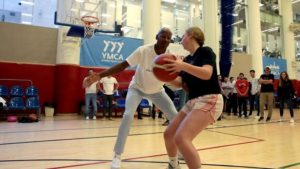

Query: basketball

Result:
[152,53,179,82]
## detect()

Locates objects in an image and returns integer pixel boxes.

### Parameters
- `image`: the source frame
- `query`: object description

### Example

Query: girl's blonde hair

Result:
[186,26,205,47]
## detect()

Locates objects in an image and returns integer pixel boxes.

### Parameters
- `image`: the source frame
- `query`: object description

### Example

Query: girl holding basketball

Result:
[163,27,223,169]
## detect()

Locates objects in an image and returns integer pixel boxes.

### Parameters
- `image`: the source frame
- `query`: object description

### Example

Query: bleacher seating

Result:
[0,85,9,97]
[139,99,151,109]
[10,85,24,97]
[26,97,40,109]
[9,97,25,110]
[138,99,152,116]
[114,98,125,117]
[113,90,122,98]
[25,86,39,97]
[0,84,41,120]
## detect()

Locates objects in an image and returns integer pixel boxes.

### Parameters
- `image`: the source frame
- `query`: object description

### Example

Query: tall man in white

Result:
[100,75,119,120]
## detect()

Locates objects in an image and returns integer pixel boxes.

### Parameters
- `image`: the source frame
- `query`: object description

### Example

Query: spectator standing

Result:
[258,66,274,122]
[99,75,119,120]
[82,69,99,120]
[221,76,233,114]
[229,77,238,115]
[235,73,249,118]
[249,70,261,118]
[277,71,295,123]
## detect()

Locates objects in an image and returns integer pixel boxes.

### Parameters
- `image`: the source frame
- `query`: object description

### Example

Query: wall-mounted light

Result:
[21,13,33,17]
[20,1,35,6]
[231,19,244,26]
[262,27,279,33]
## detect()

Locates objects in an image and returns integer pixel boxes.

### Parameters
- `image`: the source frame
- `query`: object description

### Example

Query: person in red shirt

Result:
[235,73,249,118]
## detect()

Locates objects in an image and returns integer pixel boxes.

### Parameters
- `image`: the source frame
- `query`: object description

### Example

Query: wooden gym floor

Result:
[0,108,299,169]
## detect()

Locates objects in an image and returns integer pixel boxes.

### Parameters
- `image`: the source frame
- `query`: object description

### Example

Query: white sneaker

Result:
[93,116,97,120]
[111,154,121,169]
[178,152,184,161]
[167,162,181,169]
[278,117,283,122]
[290,118,295,123]
[255,116,260,119]
[86,116,89,120]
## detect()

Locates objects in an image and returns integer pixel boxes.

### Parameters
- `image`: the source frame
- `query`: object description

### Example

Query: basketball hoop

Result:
[81,16,99,39]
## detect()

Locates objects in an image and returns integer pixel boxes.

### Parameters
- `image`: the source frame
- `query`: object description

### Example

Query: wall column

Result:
[202,0,220,72]
[142,0,161,45]
[55,0,82,113]
[280,0,296,79]
[247,0,263,75]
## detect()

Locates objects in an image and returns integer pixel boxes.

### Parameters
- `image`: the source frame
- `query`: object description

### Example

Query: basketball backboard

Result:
[55,0,119,37]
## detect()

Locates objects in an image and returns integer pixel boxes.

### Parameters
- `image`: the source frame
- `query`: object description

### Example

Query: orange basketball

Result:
[152,53,179,82]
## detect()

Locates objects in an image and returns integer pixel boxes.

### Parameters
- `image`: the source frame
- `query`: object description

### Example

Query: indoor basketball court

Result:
[0,111,299,169]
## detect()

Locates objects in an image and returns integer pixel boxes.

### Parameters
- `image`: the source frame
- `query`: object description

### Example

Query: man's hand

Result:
[86,72,101,86]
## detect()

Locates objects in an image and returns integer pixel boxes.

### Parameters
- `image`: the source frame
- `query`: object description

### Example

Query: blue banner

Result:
[263,57,287,79]
[80,35,143,67]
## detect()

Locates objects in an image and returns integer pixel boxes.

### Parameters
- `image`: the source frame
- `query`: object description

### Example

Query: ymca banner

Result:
[80,34,143,67]
[263,57,287,79]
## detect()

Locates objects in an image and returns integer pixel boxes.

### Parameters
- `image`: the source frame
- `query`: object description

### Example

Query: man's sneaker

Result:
[86,116,89,120]
[278,117,283,122]
[290,118,295,123]
[111,154,121,169]
[266,117,271,122]
[258,117,264,121]
[255,115,260,119]
[93,116,97,120]
[162,120,169,126]
[167,162,181,169]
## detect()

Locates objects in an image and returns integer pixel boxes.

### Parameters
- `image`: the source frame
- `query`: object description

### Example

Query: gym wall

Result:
[0,22,135,114]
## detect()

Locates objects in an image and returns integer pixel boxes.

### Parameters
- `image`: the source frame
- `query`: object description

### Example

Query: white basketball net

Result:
[81,16,99,39]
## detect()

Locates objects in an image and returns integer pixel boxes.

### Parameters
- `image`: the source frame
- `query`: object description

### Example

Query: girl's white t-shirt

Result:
[126,44,165,94]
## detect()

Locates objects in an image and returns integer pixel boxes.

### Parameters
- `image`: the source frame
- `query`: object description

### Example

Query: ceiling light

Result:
[231,20,244,26]
[162,0,176,4]
[20,1,35,6]
[22,21,32,24]
[71,8,78,12]
[262,27,279,33]
[292,0,300,4]
[21,13,33,17]
[101,14,111,18]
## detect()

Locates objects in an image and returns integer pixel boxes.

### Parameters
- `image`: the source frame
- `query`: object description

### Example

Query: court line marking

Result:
[0,129,273,168]
[279,162,300,169]
[0,159,274,169]
[0,117,295,134]
[45,130,265,169]
[0,123,264,146]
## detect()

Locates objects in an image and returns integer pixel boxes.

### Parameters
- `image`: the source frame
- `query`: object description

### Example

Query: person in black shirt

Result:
[258,66,274,122]
[277,71,295,123]
[163,26,223,169]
